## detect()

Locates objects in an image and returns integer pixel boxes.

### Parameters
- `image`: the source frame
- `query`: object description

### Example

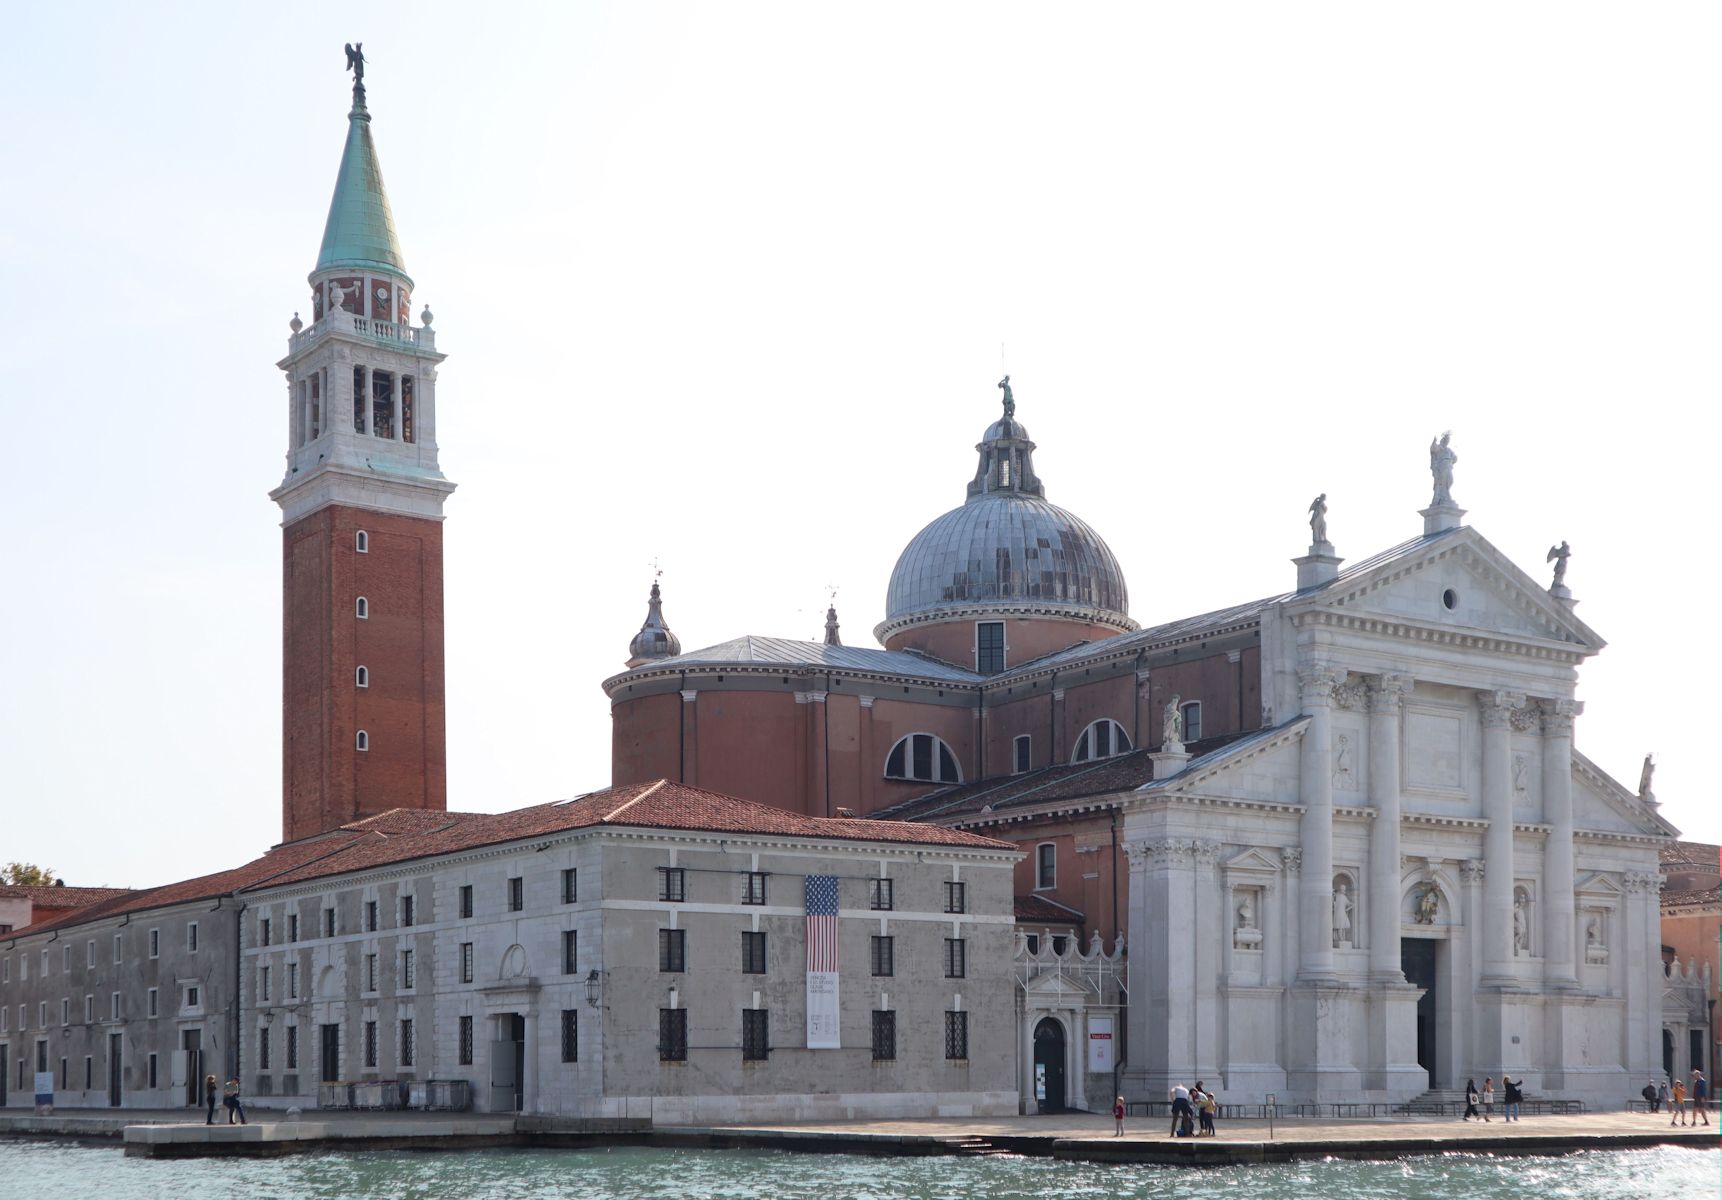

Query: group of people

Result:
[1462,1075,1525,1121]
[1640,1070,1709,1127]
[1167,1082,1219,1137]
[202,1073,248,1125]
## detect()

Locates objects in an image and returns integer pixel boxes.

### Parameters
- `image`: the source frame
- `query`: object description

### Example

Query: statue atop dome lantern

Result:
[998,374,1015,420]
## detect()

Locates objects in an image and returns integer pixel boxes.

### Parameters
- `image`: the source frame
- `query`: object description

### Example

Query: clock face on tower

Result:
[373,284,391,320]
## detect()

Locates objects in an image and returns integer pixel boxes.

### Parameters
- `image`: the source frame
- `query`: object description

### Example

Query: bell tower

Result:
[270,51,455,842]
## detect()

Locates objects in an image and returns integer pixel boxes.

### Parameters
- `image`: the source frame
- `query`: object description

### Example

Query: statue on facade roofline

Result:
[1308,493,1328,545]
[1547,540,1571,589]
[1162,693,1184,749]
[1428,431,1458,507]
[1638,753,1655,799]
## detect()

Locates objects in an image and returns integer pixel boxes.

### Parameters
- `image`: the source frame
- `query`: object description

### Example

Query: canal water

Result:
[0,1141,1712,1199]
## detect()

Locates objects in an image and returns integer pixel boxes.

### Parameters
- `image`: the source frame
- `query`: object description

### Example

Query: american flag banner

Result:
[805,874,841,1049]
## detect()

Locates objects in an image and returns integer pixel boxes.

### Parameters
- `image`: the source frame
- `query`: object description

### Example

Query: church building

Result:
[607,384,1680,1111]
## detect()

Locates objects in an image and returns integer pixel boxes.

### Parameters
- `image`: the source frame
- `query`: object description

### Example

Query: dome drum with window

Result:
[884,733,962,784]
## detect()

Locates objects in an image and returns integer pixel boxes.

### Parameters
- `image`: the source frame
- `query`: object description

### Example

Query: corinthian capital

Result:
[1298,664,1345,707]
[1367,673,1413,714]
[1281,846,1304,874]
[1476,689,1527,728]
[1539,698,1581,737]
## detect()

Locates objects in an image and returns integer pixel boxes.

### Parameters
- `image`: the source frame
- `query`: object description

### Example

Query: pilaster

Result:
[1539,700,1581,991]
[1476,690,1524,986]
[1366,673,1411,983]
[1297,666,1344,983]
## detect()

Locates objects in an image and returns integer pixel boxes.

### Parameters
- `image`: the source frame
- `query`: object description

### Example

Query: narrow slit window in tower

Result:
[356,666,368,688]
[356,596,368,619]
[371,370,395,440]
[309,372,321,440]
[401,376,415,444]
[356,730,369,752]
[352,366,367,433]
[297,380,309,447]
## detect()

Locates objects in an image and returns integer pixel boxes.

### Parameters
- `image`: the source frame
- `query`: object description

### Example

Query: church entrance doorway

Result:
[320,1024,341,1084]
[1402,938,1439,1088]
[1032,1018,1067,1113]
[491,1014,526,1112]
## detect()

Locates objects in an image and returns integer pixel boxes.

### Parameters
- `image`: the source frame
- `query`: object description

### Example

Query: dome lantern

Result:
[627,580,682,667]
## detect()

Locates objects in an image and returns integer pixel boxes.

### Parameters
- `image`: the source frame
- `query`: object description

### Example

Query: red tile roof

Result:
[0,885,132,907]
[1014,894,1085,924]
[4,782,1014,939]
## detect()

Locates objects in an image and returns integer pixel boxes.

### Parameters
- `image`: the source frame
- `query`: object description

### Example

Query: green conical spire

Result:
[314,87,411,283]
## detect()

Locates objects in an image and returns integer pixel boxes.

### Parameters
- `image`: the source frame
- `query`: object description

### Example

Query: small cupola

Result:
[966,375,1044,500]
[824,604,842,647]
[627,581,681,668]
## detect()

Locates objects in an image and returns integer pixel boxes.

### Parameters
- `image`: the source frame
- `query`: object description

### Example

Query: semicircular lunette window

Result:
[1072,718,1132,763]
[884,733,962,784]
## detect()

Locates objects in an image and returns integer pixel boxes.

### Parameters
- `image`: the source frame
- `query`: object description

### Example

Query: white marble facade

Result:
[1120,524,1674,1108]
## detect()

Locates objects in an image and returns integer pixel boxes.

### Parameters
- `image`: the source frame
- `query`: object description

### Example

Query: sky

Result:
[1,3,1717,888]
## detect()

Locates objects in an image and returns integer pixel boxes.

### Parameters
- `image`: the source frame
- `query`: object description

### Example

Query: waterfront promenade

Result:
[2,1103,1714,1163]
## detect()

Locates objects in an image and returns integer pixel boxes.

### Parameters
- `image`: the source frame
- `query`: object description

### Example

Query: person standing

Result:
[1113,1095,1126,1137]
[1692,1070,1710,1126]
[1659,1079,1671,1112]
[1669,1077,1687,1127]
[1199,1085,1218,1137]
[1169,1083,1192,1138]
[1463,1078,1481,1121]
[224,1077,248,1125]
[1481,1077,1495,1122]
[1502,1076,1522,1122]
[203,1073,218,1125]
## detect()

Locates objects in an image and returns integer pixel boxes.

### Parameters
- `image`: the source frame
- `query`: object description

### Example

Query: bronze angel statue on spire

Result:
[345,42,366,83]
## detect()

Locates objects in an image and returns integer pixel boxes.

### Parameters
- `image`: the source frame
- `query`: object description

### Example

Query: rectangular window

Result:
[286,1025,298,1070]
[742,1009,769,1060]
[83,995,94,1022]
[113,934,123,964]
[944,881,967,914]
[400,1018,415,1067]
[84,1056,92,1091]
[59,1057,67,1090]
[1036,843,1056,890]
[872,1010,896,1061]
[353,365,366,433]
[258,1027,271,1070]
[944,1010,969,1060]
[61,998,68,1026]
[561,869,577,905]
[1014,735,1032,774]
[309,371,321,440]
[322,909,335,939]
[182,988,195,1012]
[741,931,767,975]
[1182,701,1202,742]
[870,935,894,977]
[147,987,159,1017]
[458,1015,474,1065]
[63,944,70,973]
[364,1020,378,1068]
[944,938,967,979]
[287,962,299,999]
[370,368,396,439]
[976,620,1006,674]
[460,942,474,984]
[912,734,933,780]
[508,876,524,912]
[365,953,378,993]
[187,922,199,952]
[459,885,473,919]
[659,929,686,973]
[741,872,767,905]
[86,940,95,968]
[260,917,271,947]
[658,1009,687,1062]
[401,948,415,990]
[365,901,378,932]
[288,913,299,942]
[659,867,685,902]
[869,878,893,911]
[401,375,415,444]
[149,1052,159,1089]
[148,929,160,959]
[259,965,271,1003]
[562,930,578,975]
[560,1009,578,1064]
[400,895,416,927]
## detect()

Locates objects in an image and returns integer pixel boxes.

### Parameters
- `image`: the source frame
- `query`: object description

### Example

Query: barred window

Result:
[259,918,271,947]
[561,868,578,904]
[460,942,474,984]
[323,909,335,938]
[400,1018,415,1067]
[944,881,966,914]
[259,1027,271,1070]
[288,914,299,942]
[741,872,767,905]
[259,965,270,1003]
[659,868,686,902]
[659,1009,688,1061]
[869,878,893,911]
[508,876,524,913]
[459,885,473,919]
[286,1025,299,1070]
[365,953,377,993]
[742,931,767,975]
[944,938,966,979]
[364,1020,378,1068]
[401,948,416,990]
[365,900,378,932]
[561,1009,578,1063]
[659,928,686,973]
[870,935,894,977]
[944,1011,969,1060]
[401,895,416,927]
[458,1015,473,1065]
[872,1010,896,1061]
[562,929,578,975]
[287,962,299,998]
[741,1008,769,1060]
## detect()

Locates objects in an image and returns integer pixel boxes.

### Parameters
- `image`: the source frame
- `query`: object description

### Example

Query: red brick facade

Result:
[282,503,446,842]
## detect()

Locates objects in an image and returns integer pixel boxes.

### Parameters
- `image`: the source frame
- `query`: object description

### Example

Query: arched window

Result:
[1035,843,1056,890]
[356,596,369,619]
[884,733,962,784]
[355,730,370,752]
[355,530,369,553]
[1072,718,1132,763]
[1180,701,1202,742]
[355,665,369,688]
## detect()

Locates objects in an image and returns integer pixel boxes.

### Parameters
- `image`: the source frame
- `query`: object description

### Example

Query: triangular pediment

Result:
[1289,528,1604,655]
[1222,846,1284,874]
[1572,751,1679,839]
[1138,719,1309,802]
[1022,968,1099,999]
[1574,870,1625,896]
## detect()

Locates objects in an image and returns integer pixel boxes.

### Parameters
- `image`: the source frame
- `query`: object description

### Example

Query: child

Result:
[1113,1094,1126,1137]
[1199,1086,1218,1137]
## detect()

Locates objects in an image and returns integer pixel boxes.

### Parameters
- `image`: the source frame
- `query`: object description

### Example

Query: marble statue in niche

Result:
[1233,889,1263,950]
[1332,878,1354,948]
[1513,889,1532,955]
[1414,884,1441,925]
